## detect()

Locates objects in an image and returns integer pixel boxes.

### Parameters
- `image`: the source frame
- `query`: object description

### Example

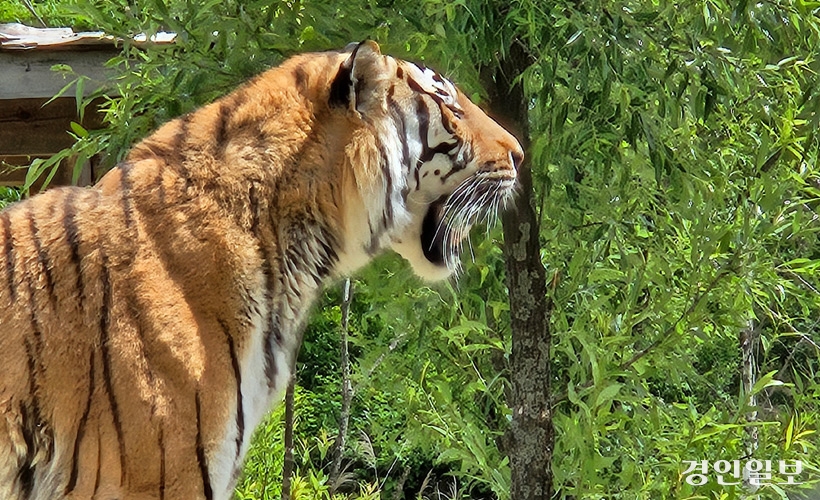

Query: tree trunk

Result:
[740,319,759,494]
[390,464,411,500]
[330,278,353,489]
[482,40,554,500]
[281,377,296,500]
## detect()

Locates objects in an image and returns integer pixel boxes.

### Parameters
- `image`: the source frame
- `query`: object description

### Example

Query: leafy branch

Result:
[551,264,734,407]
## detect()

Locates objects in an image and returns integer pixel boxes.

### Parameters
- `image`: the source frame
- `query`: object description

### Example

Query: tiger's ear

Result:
[329,40,390,117]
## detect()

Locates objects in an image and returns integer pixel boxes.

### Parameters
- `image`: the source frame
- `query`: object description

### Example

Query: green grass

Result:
[0,187,21,210]
[0,0,93,30]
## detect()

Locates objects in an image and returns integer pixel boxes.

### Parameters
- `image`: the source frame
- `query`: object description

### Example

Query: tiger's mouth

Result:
[420,195,453,267]
[418,175,514,269]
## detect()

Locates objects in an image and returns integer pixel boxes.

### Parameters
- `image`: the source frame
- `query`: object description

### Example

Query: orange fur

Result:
[0,42,522,499]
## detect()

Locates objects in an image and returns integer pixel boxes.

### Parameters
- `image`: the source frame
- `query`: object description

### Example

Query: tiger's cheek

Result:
[414,153,472,198]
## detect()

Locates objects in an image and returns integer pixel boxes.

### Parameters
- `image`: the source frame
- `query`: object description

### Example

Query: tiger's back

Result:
[0,166,269,498]
[0,42,522,499]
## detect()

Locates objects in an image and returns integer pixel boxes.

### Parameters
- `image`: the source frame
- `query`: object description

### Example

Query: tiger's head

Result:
[329,41,523,281]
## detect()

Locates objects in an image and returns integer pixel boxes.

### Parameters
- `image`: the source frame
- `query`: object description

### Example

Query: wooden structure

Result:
[0,23,174,187]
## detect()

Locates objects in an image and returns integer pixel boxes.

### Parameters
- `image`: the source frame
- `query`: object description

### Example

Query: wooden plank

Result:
[0,25,175,189]
[0,23,175,51]
[0,49,116,99]
[0,96,105,156]
[0,24,109,49]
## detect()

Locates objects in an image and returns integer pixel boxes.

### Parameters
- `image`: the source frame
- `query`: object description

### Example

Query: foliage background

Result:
[3,0,820,498]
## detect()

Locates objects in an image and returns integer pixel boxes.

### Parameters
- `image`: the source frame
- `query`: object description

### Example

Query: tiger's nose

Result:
[509,146,524,171]
[497,137,524,173]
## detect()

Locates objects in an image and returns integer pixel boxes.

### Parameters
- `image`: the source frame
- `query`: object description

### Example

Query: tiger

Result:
[0,40,522,499]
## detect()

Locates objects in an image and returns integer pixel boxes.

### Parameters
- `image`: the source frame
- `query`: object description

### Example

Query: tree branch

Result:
[552,267,731,406]
[20,0,47,28]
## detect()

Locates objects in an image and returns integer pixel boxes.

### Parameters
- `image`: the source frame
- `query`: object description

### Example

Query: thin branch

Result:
[280,377,296,500]
[20,0,47,28]
[330,278,353,488]
[352,332,408,395]
[772,321,820,381]
[552,267,730,406]
[619,269,729,371]
[536,183,547,233]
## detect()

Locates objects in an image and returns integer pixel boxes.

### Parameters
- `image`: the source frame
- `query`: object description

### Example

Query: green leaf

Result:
[70,122,89,138]
[595,383,622,408]
[434,23,446,38]
[785,414,795,451]
[751,370,785,395]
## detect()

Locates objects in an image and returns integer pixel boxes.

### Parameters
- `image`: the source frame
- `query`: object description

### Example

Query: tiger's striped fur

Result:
[0,41,522,499]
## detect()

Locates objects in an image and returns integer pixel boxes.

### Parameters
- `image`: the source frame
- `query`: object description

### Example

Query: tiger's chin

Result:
[391,196,469,281]
[391,173,517,281]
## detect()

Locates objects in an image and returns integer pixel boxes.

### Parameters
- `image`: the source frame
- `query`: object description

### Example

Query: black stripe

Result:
[170,114,193,190]
[24,341,38,405]
[419,139,459,164]
[158,425,166,500]
[93,434,101,494]
[293,67,308,94]
[195,391,214,500]
[424,142,459,162]
[315,228,339,276]
[131,138,169,162]
[215,102,230,153]
[407,73,453,110]
[18,397,35,497]
[365,219,380,255]
[23,341,41,425]
[248,184,261,235]
[249,185,278,390]
[120,280,158,420]
[98,258,126,485]
[214,91,246,157]
[119,163,135,228]
[414,97,430,189]
[65,350,95,495]
[439,144,472,182]
[371,143,395,254]
[62,191,84,314]
[406,74,427,95]
[173,113,192,156]
[233,111,263,140]
[265,317,280,387]
[2,212,16,301]
[27,209,56,307]
[254,124,270,152]
[387,88,410,173]
[413,95,461,165]
[19,337,45,497]
[440,107,458,135]
[24,262,49,473]
[221,321,245,464]
[378,145,394,229]
[155,168,166,206]
[18,292,53,492]
[329,55,354,108]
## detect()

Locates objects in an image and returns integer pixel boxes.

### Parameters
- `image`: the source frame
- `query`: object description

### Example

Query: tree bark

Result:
[330,278,353,489]
[740,319,759,494]
[482,40,554,500]
[281,377,296,500]
[390,464,411,500]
